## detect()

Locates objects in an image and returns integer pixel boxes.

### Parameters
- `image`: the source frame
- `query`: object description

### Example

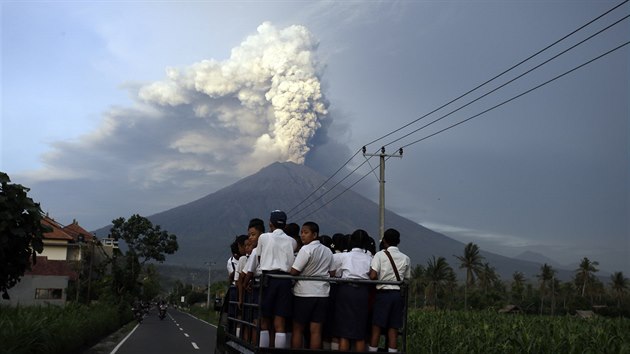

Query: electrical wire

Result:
[286,1,629,218]
[286,148,363,215]
[400,40,630,150]
[382,13,630,148]
[362,0,629,149]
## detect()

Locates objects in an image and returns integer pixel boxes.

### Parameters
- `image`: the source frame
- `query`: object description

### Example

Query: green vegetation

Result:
[0,172,48,300]
[0,303,131,354]
[406,309,630,353]
[409,244,630,318]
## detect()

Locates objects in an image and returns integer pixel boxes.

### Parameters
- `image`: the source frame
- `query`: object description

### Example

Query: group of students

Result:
[226,210,411,352]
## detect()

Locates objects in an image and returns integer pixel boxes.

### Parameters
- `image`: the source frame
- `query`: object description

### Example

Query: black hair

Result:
[383,228,401,246]
[248,218,265,234]
[302,221,319,235]
[236,234,248,246]
[332,233,348,252]
[365,236,376,256]
[285,223,300,238]
[349,229,369,250]
[230,241,239,255]
[319,234,333,250]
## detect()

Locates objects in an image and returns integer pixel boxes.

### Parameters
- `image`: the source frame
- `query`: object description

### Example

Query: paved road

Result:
[113,308,217,354]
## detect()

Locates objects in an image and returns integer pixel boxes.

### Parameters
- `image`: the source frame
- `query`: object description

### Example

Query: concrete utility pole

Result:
[362,146,403,240]
[205,261,216,309]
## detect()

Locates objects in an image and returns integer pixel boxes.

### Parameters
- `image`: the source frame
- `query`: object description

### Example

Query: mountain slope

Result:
[95,162,571,280]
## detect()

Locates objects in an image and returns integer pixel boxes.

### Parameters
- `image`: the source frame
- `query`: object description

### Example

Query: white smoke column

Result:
[138,22,328,173]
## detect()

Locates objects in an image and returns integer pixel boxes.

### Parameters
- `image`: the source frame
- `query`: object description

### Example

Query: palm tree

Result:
[410,264,425,308]
[610,272,628,309]
[455,242,484,310]
[424,256,454,309]
[537,263,555,315]
[575,257,599,297]
[478,262,498,295]
[511,271,526,302]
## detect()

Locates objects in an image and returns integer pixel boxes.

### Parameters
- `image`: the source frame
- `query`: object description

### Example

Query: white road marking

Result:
[110,323,140,354]
[184,333,190,337]
[192,342,199,349]
[180,327,184,331]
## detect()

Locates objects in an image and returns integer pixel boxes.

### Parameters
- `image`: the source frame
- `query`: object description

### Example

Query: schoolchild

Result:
[257,210,297,349]
[241,218,265,344]
[227,241,239,284]
[289,221,333,349]
[326,232,348,350]
[227,239,242,335]
[334,229,373,352]
[368,228,411,353]
[235,237,252,338]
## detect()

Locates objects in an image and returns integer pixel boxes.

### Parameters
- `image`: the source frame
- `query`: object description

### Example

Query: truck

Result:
[215,274,408,353]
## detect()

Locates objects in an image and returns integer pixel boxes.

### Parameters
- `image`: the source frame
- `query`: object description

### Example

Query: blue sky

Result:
[1,1,628,273]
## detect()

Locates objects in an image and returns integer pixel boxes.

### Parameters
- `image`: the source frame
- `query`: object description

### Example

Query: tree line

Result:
[409,242,629,317]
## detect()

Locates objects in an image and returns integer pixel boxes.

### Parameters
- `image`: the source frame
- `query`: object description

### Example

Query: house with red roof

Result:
[1,216,100,306]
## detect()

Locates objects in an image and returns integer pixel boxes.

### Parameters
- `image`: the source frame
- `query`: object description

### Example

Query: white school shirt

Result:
[257,229,297,272]
[235,255,248,282]
[245,248,262,277]
[339,248,372,280]
[227,256,238,284]
[292,240,333,297]
[370,246,411,290]
[330,251,345,278]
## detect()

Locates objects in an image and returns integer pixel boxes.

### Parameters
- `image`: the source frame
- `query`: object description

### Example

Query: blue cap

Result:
[270,210,287,227]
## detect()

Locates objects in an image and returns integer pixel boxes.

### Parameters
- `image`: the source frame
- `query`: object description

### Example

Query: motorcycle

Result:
[158,303,167,320]
[132,306,144,324]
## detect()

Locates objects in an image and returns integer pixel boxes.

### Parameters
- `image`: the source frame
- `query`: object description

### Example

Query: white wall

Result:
[1,275,69,306]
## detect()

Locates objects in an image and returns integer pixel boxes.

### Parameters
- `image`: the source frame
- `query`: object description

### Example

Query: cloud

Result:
[26,22,329,186]
[421,221,535,248]
[14,22,342,228]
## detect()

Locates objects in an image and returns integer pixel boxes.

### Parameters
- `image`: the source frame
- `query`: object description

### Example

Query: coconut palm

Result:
[410,264,426,308]
[511,271,526,302]
[537,263,555,315]
[424,256,454,309]
[455,242,484,310]
[610,271,628,309]
[575,257,599,297]
[478,262,499,295]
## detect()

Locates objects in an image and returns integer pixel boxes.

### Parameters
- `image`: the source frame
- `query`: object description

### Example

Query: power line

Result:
[287,1,629,219]
[286,148,362,214]
[362,0,629,150]
[400,40,630,150]
[293,40,629,222]
[293,155,396,221]
[382,13,630,148]
[288,155,376,219]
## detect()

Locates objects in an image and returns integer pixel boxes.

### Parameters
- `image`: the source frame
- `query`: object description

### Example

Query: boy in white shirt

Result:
[257,210,297,349]
[289,221,333,349]
[368,228,411,352]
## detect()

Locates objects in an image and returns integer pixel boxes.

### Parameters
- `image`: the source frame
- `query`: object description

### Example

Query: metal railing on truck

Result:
[215,274,408,354]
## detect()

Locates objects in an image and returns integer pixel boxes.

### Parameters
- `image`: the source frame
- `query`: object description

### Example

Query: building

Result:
[1,216,114,306]
[2,216,77,306]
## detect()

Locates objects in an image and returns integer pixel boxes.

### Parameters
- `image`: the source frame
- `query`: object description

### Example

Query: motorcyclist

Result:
[158,298,168,320]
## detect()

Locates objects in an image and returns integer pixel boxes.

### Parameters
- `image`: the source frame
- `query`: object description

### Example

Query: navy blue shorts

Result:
[293,296,328,324]
[372,290,404,329]
[244,284,261,322]
[261,276,293,319]
[334,283,369,339]
[323,283,338,337]
[228,285,237,317]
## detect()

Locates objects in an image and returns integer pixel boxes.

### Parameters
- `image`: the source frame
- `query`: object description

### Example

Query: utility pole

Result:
[362,146,403,240]
[205,261,216,309]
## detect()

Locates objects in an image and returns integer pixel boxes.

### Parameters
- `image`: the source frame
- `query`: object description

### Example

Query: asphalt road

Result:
[113,308,217,354]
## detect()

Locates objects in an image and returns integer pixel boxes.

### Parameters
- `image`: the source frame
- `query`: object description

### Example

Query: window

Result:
[35,288,63,300]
